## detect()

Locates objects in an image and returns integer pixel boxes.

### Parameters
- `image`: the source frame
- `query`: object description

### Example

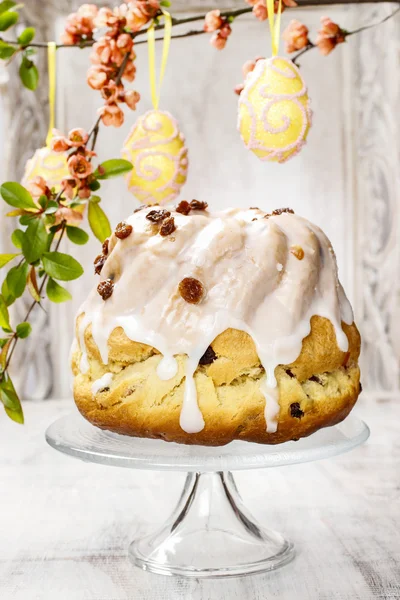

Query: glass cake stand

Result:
[46,412,369,578]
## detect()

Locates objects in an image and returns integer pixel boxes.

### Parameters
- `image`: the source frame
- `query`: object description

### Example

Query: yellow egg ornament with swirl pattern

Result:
[238,0,312,163]
[122,12,188,205]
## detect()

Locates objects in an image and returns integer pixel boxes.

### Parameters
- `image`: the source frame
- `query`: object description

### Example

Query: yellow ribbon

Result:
[147,10,172,110]
[267,0,282,56]
[46,41,57,147]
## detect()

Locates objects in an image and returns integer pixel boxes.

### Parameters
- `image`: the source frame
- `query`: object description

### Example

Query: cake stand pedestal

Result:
[46,413,369,579]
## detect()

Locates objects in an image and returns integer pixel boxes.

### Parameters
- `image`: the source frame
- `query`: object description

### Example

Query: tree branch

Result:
[291,4,400,65]
[1,45,134,384]
[4,221,67,373]
[2,1,398,53]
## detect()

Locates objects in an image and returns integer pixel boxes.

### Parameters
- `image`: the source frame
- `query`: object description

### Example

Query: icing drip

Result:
[75,207,353,435]
[91,372,113,395]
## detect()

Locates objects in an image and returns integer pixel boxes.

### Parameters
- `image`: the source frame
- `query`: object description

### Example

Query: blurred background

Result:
[0,0,399,402]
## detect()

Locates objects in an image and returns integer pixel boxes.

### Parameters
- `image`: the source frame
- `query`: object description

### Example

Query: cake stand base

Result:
[129,471,294,578]
[46,412,369,579]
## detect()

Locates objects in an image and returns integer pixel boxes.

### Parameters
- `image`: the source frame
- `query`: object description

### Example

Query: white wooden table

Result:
[0,397,398,599]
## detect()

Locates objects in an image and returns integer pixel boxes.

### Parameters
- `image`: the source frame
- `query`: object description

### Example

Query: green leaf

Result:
[44,200,58,215]
[42,252,83,281]
[0,182,37,209]
[46,278,72,303]
[0,337,11,371]
[1,279,14,307]
[17,26,35,45]
[11,229,24,249]
[16,321,31,339]
[6,262,28,300]
[38,195,47,209]
[0,253,19,268]
[66,226,89,245]
[0,386,19,410]
[88,179,101,192]
[0,40,16,59]
[94,159,133,180]
[0,1,16,14]
[27,266,40,302]
[160,0,171,6]
[19,214,35,226]
[0,376,24,424]
[88,201,111,243]
[19,56,38,91]
[0,295,10,330]
[0,9,18,31]
[22,218,48,263]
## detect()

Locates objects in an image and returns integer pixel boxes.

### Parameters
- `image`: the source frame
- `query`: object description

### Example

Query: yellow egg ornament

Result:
[122,109,188,205]
[238,56,312,164]
[21,146,69,191]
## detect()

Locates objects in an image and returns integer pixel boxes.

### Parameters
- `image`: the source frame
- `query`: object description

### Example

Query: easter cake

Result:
[71,203,361,446]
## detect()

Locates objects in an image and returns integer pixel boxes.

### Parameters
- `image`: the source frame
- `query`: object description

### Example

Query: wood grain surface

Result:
[0,398,399,599]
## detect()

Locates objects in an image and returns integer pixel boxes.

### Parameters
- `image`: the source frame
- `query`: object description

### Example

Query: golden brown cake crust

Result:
[72,316,361,446]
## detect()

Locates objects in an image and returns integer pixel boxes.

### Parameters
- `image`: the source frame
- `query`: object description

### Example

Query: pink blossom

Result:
[60,31,76,45]
[61,5,98,45]
[98,103,124,127]
[248,0,297,21]
[94,7,117,28]
[86,66,108,90]
[253,1,268,21]
[125,6,149,32]
[242,59,257,78]
[91,39,110,65]
[51,136,70,153]
[122,61,136,82]
[218,22,232,39]
[68,154,93,179]
[61,178,76,200]
[136,0,160,19]
[77,184,91,199]
[124,89,140,110]
[55,206,83,225]
[210,32,227,50]
[101,80,123,104]
[28,176,48,198]
[204,10,223,33]
[77,4,98,20]
[68,128,89,148]
[316,16,345,56]
[234,83,244,95]
[282,20,310,53]
[116,33,134,53]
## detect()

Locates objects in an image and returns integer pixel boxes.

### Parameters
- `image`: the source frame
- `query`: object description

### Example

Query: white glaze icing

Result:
[91,372,113,395]
[74,206,353,435]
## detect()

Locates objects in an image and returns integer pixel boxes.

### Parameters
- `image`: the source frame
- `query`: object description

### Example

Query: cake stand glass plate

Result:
[46,412,369,579]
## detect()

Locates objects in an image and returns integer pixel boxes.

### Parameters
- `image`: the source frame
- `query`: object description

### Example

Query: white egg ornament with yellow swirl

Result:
[238,56,312,163]
[21,146,69,191]
[122,109,188,205]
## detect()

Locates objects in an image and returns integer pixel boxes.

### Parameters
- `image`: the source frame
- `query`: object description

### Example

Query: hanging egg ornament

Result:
[122,109,188,205]
[238,57,312,163]
[22,146,69,191]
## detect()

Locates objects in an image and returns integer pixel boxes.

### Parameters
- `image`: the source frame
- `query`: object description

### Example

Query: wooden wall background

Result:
[0,1,399,400]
